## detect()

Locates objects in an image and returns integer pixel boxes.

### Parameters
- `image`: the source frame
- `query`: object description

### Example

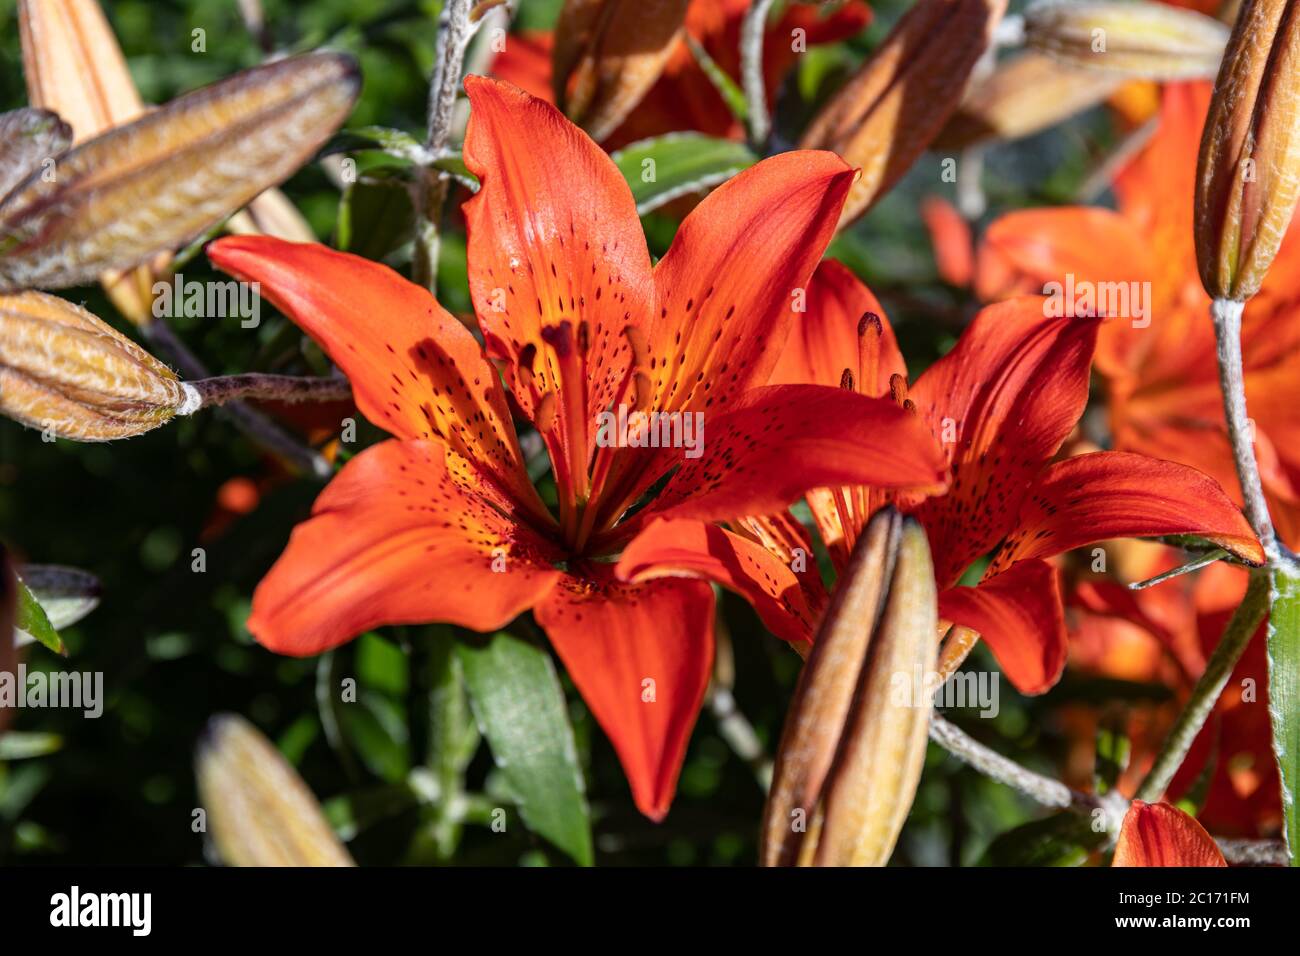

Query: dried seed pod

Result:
[18,0,160,322]
[761,508,938,867]
[0,53,360,294]
[0,291,198,440]
[0,108,72,202]
[18,1,320,319]
[1024,0,1230,80]
[19,0,146,141]
[1195,0,1300,301]
[553,0,691,142]
[196,713,355,867]
[934,52,1123,150]
[799,0,1007,228]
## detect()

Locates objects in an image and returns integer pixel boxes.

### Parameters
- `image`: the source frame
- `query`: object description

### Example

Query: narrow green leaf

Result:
[18,565,100,631]
[1093,709,1130,795]
[339,692,410,784]
[337,177,415,261]
[0,731,63,760]
[324,125,427,163]
[1268,563,1300,865]
[684,35,748,125]
[611,133,757,215]
[980,812,1107,867]
[457,631,593,866]
[13,575,64,656]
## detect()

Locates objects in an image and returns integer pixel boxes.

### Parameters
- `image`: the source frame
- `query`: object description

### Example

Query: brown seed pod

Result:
[0,53,360,294]
[1195,0,1300,301]
[761,508,938,867]
[798,0,1008,228]
[0,291,197,440]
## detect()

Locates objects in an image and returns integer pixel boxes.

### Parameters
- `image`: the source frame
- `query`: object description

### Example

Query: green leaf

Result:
[12,575,65,656]
[323,125,427,163]
[457,631,593,866]
[430,153,479,193]
[18,565,100,631]
[0,732,63,760]
[340,692,411,784]
[1268,563,1300,865]
[337,176,415,261]
[1093,710,1130,796]
[980,812,1107,867]
[611,133,757,216]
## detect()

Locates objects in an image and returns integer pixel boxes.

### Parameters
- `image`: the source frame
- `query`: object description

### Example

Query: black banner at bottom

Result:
[0,864,1291,941]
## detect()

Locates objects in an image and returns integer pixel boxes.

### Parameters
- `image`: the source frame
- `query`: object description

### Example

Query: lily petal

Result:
[616,517,817,643]
[909,297,1101,587]
[768,259,905,395]
[1113,800,1227,866]
[992,451,1264,569]
[616,384,947,536]
[979,207,1155,297]
[209,237,545,521]
[248,440,564,656]
[588,150,856,532]
[462,75,654,506]
[536,564,713,821]
[648,150,855,415]
[939,559,1068,695]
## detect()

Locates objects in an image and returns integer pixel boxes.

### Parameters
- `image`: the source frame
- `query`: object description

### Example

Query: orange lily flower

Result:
[1066,546,1280,837]
[207,77,948,820]
[622,261,1263,694]
[976,81,1300,548]
[1113,800,1227,866]
[492,0,872,147]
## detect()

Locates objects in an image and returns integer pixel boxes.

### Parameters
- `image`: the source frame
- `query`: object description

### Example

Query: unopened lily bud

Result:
[1023,0,1230,80]
[1196,0,1300,301]
[799,0,1007,228]
[19,0,146,140]
[0,53,359,295]
[196,713,355,867]
[935,52,1123,150]
[19,0,159,323]
[18,1,323,320]
[761,508,938,867]
[0,108,72,202]
[0,291,198,440]
[553,0,690,142]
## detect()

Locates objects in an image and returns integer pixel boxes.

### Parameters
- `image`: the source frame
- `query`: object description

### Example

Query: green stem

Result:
[1135,569,1271,803]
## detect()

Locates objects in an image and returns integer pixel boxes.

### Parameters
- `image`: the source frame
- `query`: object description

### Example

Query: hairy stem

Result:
[413,0,478,293]
[1217,837,1290,866]
[188,374,352,408]
[1136,569,1271,803]
[930,713,1107,816]
[740,0,777,148]
[143,320,331,478]
[1211,297,1277,560]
